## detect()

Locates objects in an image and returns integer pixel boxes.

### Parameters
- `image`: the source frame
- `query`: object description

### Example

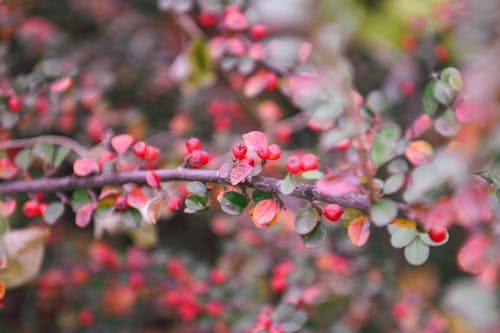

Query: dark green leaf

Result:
[219,191,248,216]
[71,189,91,212]
[53,146,70,169]
[252,189,273,203]
[184,194,209,213]
[423,81,439,118]
[299,222,327,249]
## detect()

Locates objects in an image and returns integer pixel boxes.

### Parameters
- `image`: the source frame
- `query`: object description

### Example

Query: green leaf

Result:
[404,237,430,265]
[299,222,327,249]
[252,189,273,203]
[123,209,142,228]
[390,226,417,248]
[340,208,363,227]
[186,37,214,87]
[186,181,208,196]
[433,81,455,106]
[219,191,248,216]
[440,67,462,91]
[435,109,460,137]
[383,173,405,194]
[301,170,324,180]
[14,148,33,171]
[43,202,64,225]
[370,124,401,167]
[32,142,54,162]
[53,146,70,169]
[184,194,209,214]
[370,198,398,227]
[71,189,91,212]
[0,215,8,236]
[423,81,439,118]
[280,173,296,195]
[294,207,319,235]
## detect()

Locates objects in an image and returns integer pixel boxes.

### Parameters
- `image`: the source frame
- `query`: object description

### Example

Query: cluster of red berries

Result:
[232,142,282,165]
[132,141,159,161]
[285,153,319,174]
[22,200,44,217]
[186,137,210,168]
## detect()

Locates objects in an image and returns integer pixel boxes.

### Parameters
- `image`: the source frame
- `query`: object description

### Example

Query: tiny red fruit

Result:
[264,72,279,90]
[267,144,281,160]
[256,146,269,160]
[78,308,94,326]
[115,195,128,210]
[186,137,201,153]
[198,11,218,27]
[232,143,247,159]
[23,200,40,217]
[428,226,447,243]
[132,141,147,158]
[286,156,302,174]
[324,204,342,222]
[167,197,182,211]
[301,153,318,171]
[7,95,22,111]
[144,145,159,161]
[189,150,209,168]
[250,24,268,39]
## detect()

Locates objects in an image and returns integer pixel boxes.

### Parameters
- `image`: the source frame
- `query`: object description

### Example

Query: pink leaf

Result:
[229,162,253,185]
[127,188,147,208]
[73,157,97,177]
[316,171,362,196]
[50,77,73,93]
[242,131,268,153]
[76,203,94,228]
[111,134,134,155]
[457,235,490,274]
[0,157,18,180]
[146,170,161,188]
[0,198,16,217]
[348,217,370,247]
[405,140,433,166]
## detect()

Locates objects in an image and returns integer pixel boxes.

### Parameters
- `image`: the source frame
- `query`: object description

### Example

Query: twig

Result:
[0,168,371,212]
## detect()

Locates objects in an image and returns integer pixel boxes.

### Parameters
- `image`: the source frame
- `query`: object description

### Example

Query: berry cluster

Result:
[285,153,319,174]
[132,141,159,161]
[186,138,210,168]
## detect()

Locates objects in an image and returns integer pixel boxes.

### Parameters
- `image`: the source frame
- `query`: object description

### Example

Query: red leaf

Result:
[316,171,361,196]
[229,162,253,185]
[404,114,432,140]
[0,198,17,217]
[242,131,268,153]
[146,197,162,224]
[111,134,134,155]
[73,157,97,177]
[76,203,94,228]
[50,77,72,93]
[457,235,490,274]
[127,188,147,208]
[250,199,279,229]
[348,217,370,247]
[454,183,491,227]
[0,157,18,180]
[146,170,161,188]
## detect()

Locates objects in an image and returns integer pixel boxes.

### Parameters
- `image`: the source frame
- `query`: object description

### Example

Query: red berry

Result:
[250,24,268,39]
[34,96,48,115]
[186,137,201,153]
[264,72,279,90]
[286,156,302,174]
[324,204,342,222]
[78,308,94,326]
[132,141,147,158]
[301,153,318,171]
[144,145,159,161]
[23,200,40,217]
[334,138,350,151]
[167,197,182,211]
[428,226,447,243]
[232,143,247,159]
[240,156,255,166]
[256,146,269,160]
[7,95,22,111]
[267,144,281,160]
[98,150,115,170]
[189,150,210,168]
[198,11,218,27]
[115,195,128,210]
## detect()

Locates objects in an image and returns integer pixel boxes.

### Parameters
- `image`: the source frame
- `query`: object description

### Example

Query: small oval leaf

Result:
[404,237,430,265]
[300,223,327,249]
[250,199,279,229]
[383,173,405,194]
[219,191,248,216]
[280,173,295,195]
[73,157,97,177]
[43,202,64,225]
[390,227,417,248]
[347,217,370,247]
[370,199,398,227]
[294,207,319,235]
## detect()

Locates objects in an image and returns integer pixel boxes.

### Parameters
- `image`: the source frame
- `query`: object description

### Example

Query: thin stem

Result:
[0,168,371,212]
[0,135,88,157]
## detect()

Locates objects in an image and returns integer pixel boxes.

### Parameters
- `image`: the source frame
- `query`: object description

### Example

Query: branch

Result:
[0,135,88,157]
[0,168,371,211]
